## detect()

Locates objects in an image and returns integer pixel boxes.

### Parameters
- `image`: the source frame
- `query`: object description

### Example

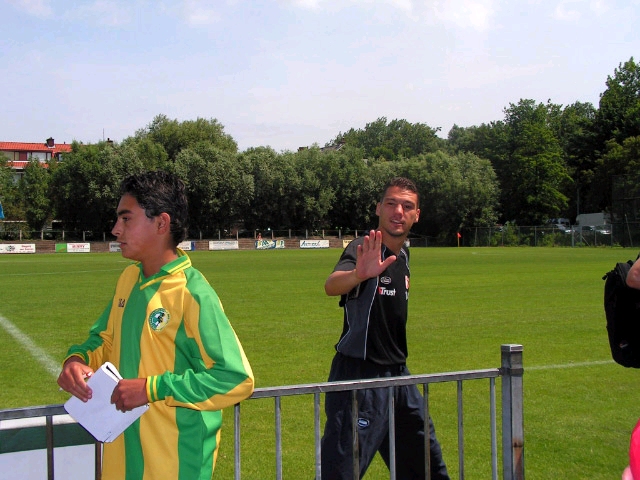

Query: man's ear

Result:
[158,213,171,233]
[415,208,420,223]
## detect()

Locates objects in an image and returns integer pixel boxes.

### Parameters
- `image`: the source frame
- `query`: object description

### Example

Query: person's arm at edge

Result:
[628,260,640,289]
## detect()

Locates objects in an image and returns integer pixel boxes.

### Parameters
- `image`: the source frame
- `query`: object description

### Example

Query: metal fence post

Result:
[501,344,524,480]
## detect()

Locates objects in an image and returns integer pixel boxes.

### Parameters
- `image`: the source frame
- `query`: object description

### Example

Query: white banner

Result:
[109,242,121,252]
[67,243,91,253]
[0,243,36,254]
[209,240,239,250]
[178,241,195,251]
[299,239,330,249]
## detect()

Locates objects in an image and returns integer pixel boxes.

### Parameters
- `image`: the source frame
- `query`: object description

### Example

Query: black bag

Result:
[603,260,640,368]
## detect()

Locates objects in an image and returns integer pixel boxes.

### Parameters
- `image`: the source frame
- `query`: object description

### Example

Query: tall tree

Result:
[334,117,443,160]
[553,101,597,217]
[0,157,20,220]
[239,146,300,232]
[20,159,51,232]
[589,58,640,211]
[498,100,570,224]
[138,114,238,161]
[49,141,147,235]
[173,143,253,237]
[394,152,499,243]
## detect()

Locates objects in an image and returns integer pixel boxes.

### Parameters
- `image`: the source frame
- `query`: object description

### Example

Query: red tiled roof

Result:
[0,141,72,154]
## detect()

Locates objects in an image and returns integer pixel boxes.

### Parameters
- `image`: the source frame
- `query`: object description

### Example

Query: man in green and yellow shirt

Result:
[57,171,254,480]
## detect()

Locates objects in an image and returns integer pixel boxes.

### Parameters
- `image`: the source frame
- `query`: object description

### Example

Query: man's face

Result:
[375,186,420,238]
[111,193,158,262]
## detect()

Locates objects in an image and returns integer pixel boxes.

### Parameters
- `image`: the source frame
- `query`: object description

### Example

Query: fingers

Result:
[57,363,93,402]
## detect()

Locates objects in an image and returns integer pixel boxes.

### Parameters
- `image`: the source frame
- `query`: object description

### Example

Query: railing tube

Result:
[501,344,524,480]
[423,383,431,480]
[457,380,464,480]
[234,403,241,480]
[388,386,396,480]
[314,392,322,479]
[275,396,282,480]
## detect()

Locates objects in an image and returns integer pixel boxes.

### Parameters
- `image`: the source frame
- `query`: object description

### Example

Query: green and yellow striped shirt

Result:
[66,250,254,480]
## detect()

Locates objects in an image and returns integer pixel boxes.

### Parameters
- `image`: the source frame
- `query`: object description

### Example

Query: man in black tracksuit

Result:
[321,177,449,480]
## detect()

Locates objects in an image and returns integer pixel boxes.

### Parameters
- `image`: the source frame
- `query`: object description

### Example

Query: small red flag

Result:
[456,232,461,238]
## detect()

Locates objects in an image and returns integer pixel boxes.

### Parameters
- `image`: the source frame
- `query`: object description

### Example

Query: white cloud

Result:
[553,0,582,21]
[8,0,53,17]
[63,0,134,27]
[182,0,221,25]
[431,0,496,31]
[281,0,496,31]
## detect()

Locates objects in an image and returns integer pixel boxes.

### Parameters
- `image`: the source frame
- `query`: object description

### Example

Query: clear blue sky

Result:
[1,0,638,152]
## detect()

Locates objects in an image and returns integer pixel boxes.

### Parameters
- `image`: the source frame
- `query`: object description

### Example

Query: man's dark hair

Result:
[381,177,420,208]
[119,171,188,247]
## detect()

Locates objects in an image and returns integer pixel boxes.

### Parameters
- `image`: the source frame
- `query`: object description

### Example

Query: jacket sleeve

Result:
[146,283,254,411]
[64,301,114,370]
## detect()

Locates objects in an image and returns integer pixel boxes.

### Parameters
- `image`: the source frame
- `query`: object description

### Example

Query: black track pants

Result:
[320,353,450,480]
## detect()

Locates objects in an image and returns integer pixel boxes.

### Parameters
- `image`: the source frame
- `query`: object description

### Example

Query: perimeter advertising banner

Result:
[56,243,91,253]
[299,239,330,249]
[209,240,239,250]
[178,241,195,251]
[256,240,285,250]
[0,243,36,254]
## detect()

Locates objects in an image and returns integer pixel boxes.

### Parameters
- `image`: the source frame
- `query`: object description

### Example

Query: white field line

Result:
[0,308,616,380]
[0,314,61,378]
[2,268,123,277]
[526,359,613,370]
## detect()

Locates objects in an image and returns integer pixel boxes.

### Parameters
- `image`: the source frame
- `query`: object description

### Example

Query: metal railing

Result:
[0,344,524,479]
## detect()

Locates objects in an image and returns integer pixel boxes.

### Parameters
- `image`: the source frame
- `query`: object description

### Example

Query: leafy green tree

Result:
[325,146,380,232]
[596,57,640,146]
[138,114,238,161]
[589,58,640,212]
[173,143,253,237]
[0,157,20,220]
[552,101,598,217]
[49,141,147,235]
[334,117,443,161]
[492,100,570,224]
[239,147,300,232]
[289,147,336,230]
[394,152,499,243]
[20,158,51,231]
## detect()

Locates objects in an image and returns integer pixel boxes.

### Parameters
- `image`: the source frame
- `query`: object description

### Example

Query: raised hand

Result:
[354,230,396,281]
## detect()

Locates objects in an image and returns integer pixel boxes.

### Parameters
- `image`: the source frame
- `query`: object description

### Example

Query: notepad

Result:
[64,362,149,443]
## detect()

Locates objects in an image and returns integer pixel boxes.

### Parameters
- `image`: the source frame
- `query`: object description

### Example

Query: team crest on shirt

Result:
[149,308,170,331]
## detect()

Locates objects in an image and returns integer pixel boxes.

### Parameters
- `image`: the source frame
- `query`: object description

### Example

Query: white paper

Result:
[63,362,149,443]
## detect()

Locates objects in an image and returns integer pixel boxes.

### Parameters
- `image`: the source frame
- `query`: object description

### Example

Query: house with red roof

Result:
[0,137,72,180]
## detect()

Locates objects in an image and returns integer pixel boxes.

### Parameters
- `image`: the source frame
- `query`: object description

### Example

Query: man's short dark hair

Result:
[381,177,420,208]
[119,171,188,247]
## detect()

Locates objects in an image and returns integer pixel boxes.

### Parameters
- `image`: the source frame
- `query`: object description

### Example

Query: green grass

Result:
[0,247,638,479]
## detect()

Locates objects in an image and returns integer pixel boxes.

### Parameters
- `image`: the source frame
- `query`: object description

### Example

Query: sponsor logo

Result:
[378,287,396,296]
[357,418,370,429]
[149,308,170,331]
[380,276,392,285]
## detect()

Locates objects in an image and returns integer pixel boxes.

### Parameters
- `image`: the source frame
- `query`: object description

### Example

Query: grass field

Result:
[0,246,638,479]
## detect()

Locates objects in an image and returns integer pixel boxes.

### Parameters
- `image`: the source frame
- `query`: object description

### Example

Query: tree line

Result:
[1,57,638,245]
